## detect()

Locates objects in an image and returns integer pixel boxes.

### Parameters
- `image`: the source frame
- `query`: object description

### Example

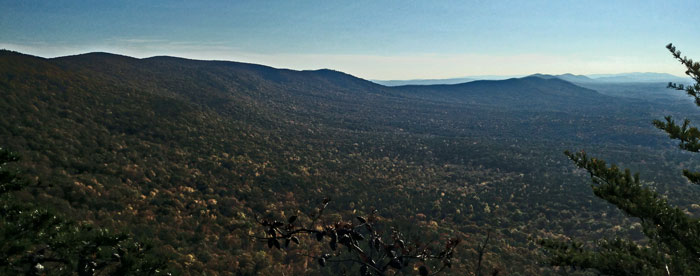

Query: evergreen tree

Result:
[540,44,700,275]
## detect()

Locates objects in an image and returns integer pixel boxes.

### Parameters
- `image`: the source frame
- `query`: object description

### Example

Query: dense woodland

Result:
[1,49,699,275]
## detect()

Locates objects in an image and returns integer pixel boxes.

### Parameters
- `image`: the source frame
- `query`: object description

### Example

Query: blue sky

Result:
[1,0,698,79]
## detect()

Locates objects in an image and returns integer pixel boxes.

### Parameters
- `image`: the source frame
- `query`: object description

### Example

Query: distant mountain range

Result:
[587,72,691,83]
[375,72,691,86]
[390,76,611,111]
[528,73,596,83]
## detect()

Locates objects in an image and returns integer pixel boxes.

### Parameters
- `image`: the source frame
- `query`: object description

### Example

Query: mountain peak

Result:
[527,73,594,83]
[527,73,556,79]
[53,52,138,61]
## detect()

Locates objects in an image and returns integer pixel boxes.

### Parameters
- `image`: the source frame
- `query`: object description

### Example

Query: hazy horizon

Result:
[2,0,699,79]
[1,48,692,83]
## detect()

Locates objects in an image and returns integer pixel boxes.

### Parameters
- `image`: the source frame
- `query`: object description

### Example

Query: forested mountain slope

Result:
[2,50,699,275]
[392,76,607,110]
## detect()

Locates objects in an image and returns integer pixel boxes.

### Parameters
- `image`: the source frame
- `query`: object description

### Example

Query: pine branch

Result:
[666,43,700,107]
[565,150,700,262]
[652,116,700,152]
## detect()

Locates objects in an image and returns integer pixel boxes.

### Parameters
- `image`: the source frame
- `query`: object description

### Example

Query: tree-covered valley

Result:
[2,49,699,275]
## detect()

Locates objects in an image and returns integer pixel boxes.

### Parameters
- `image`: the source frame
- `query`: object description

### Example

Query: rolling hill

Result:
[2,49,699,275]
[392,76,607,110]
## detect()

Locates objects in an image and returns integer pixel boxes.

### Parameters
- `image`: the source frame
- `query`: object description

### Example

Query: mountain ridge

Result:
[3,49,613,111]
[376,72,690,86]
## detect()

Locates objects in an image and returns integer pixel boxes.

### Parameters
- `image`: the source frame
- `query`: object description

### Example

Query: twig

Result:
[476,230,491,276]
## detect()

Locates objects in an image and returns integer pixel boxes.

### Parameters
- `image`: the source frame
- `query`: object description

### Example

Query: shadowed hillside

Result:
[392,76,607,110]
